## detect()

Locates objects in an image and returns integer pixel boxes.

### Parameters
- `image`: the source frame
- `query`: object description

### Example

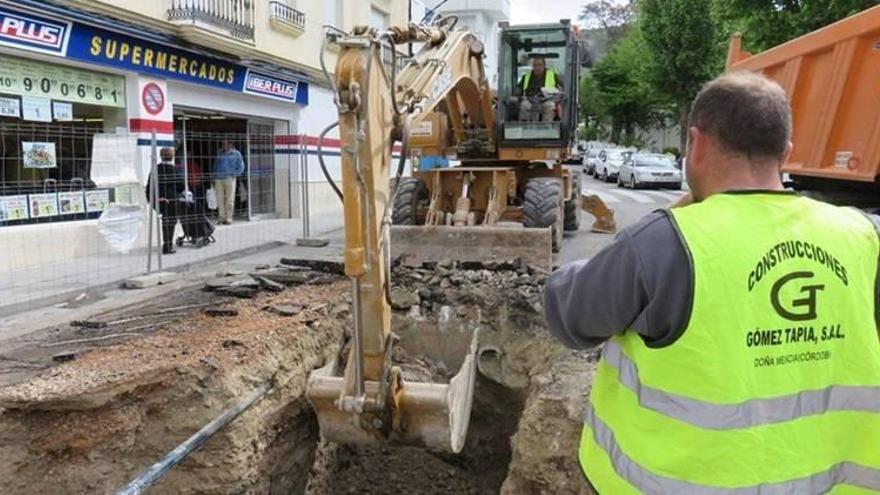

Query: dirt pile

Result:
[0,277,349,495]
[0,258,599,494]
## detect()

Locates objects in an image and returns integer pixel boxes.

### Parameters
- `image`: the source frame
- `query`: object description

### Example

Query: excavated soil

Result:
[0,258,599,494]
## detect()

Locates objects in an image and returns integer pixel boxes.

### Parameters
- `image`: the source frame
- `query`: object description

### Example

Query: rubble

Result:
[0,257,599,494]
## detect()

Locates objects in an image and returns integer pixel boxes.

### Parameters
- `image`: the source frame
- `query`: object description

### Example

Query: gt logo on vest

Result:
[0,9,68,53]
[770,271,825,321]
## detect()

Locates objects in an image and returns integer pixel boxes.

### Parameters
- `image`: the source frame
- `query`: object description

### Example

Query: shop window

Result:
[0,104,123,226]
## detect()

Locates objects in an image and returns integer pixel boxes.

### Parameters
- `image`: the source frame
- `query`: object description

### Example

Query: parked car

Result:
[584,147,602,175]
[617,153,683,189]
[595,149,633,182]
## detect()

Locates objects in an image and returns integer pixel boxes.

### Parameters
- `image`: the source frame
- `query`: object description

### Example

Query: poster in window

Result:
[0,96,20,118]
[58,191,85,215]
[28,193,59,218]
[85,189,110,213]
[0,195,29,221]
[22,142,57,169]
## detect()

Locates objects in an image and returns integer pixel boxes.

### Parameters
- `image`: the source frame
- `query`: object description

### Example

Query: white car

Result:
[618,154,683,190]
[584,147,602,175]
[595,149,633,182]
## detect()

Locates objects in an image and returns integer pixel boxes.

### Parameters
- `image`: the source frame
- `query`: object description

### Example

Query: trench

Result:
[0,260,596,494]
[304,374,528,495]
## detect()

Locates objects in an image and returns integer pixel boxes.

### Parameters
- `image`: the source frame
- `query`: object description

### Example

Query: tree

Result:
[579,0,637,45]
[591,27,668,143]
[640,0,716,152]
[713,0,878,53]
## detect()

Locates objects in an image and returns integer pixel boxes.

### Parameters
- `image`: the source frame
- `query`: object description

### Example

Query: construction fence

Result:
[0,123,345,315]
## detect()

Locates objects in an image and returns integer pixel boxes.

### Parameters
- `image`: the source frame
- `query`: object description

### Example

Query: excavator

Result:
[306,17,610,453]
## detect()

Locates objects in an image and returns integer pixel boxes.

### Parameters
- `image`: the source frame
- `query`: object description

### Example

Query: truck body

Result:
[727,5,880,206]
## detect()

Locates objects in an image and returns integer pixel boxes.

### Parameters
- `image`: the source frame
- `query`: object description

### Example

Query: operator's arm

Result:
[543,211,693,349]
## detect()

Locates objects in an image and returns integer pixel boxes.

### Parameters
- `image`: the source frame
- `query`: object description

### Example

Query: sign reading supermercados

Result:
[0,54,124,107]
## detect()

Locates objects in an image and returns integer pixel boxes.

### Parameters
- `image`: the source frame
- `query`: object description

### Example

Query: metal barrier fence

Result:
[0,127,345,316]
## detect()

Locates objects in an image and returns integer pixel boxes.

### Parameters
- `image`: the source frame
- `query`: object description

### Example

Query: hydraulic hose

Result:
[317,121,344,202]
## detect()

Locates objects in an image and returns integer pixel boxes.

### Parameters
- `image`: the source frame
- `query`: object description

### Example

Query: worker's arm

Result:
[543,211,692,349]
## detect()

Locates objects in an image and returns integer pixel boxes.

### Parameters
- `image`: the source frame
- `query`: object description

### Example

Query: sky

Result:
[509,0,585,25]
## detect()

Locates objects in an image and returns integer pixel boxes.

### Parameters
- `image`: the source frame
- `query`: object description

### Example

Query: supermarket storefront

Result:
[0,3,309,272]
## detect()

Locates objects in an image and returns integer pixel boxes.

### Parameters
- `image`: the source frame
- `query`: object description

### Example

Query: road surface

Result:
[557,170,688,265]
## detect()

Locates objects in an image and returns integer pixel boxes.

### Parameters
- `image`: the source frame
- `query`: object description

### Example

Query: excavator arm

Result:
[306,23,480,453]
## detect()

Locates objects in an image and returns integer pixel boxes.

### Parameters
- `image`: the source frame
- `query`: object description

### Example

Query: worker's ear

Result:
[779,141,793,168]
[687,126,707,171]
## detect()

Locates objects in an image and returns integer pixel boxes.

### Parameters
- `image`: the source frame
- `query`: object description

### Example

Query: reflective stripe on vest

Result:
[578,193,880,493]
[522,70,556,90]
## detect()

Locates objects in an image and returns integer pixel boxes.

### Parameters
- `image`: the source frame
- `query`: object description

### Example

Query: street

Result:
[558,170,687,265]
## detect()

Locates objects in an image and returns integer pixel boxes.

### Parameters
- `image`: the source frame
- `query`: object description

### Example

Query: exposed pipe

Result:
[116,381,274,495]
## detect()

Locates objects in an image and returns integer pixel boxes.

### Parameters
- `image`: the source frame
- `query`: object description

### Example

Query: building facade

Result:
[432,0,510,88]
[0,0,408,273]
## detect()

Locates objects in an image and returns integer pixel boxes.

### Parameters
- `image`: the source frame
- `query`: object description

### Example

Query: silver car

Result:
[617,154,683,190]
[595,149,633,182]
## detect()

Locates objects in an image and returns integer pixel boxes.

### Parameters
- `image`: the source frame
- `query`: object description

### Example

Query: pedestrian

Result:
[146,147,183,255]
[213,139,244,225]
[543,72,880,494]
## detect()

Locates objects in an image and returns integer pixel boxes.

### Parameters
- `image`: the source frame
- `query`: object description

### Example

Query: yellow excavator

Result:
[307,17,611,453]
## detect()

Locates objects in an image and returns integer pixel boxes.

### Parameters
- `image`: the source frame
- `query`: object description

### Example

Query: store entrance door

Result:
[173,111,276,221]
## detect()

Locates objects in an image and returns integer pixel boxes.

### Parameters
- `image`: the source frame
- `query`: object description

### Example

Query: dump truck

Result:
[727,5,880,212]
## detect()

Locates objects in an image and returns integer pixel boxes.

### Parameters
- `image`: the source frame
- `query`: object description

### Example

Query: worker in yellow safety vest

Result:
[516,56,561,122]
[543,71,880,494]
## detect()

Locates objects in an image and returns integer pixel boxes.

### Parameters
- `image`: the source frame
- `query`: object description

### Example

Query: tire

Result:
[598,168,607,182]
[392,177,429,225]
[563,172,581,232]
[604,171,613,183]
[523,178,564,252]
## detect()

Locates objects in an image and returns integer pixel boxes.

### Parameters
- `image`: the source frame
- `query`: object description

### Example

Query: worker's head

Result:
[160,147,174,162]
[531,56,547,76]
[685,72,792,200]
[222,140,234,152]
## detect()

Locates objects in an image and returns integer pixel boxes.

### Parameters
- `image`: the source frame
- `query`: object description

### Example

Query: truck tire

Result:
[392,177,428,225]
[563,172,581,232]
[524,177,564,253]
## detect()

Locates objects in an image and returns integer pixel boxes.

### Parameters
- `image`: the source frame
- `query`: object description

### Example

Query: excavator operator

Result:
[544,72,880,494]
[515,56,562,122]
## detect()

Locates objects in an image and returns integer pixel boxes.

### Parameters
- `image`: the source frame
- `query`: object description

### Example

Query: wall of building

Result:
[58,0,411,80]
[435,0,510,88]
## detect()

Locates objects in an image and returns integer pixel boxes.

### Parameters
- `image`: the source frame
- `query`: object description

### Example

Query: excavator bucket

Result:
[306,314,479,453]
[390,225,553,271]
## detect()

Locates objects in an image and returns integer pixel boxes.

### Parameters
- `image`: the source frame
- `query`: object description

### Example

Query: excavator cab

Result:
[497,20,582,156]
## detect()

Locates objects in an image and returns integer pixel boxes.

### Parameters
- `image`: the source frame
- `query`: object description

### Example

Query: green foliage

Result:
[579,0,637,46]
[589,26,670,143]
[714,0,878,53]
[640,0,717,149]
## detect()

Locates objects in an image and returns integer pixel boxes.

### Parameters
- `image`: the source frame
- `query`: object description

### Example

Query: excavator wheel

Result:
[563,172,581,232]
[392,177,429,225]
[523,177,564,253]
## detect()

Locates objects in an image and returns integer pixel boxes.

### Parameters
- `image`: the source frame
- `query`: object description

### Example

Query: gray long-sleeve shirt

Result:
[544,202,880,350]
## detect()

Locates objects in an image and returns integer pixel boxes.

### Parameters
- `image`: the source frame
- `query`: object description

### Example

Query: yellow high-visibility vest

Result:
[580,192,880,494]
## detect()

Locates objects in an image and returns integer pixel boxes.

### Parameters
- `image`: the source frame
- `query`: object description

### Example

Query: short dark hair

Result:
[689,72,791,161]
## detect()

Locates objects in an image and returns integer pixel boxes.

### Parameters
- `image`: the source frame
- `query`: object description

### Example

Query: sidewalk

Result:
[0,212,344,316]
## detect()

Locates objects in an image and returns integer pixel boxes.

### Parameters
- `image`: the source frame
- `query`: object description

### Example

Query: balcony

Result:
[269,1,306,37]
[168,0,255,53]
